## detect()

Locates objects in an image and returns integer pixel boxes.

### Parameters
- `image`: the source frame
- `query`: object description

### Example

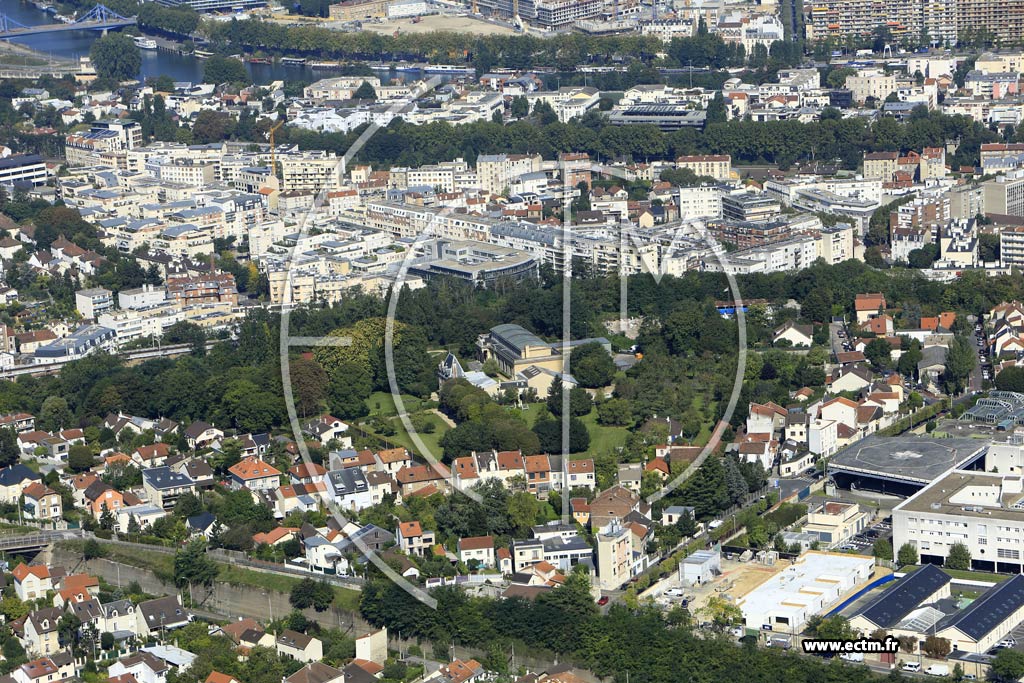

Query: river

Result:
[3,0,434,85]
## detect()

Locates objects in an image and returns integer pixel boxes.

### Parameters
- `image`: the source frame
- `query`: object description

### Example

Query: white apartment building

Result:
[677,185,723,219]
[476,154,543,196]
[893,467,1024,572]
[983,170,1024,217]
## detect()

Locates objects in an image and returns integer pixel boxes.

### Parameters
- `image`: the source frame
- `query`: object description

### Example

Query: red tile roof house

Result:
[228,458,282,492]
[457,536,495,568]
[395,521,435,557]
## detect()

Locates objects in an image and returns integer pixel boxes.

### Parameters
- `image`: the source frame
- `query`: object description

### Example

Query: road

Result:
[829,321,849,360]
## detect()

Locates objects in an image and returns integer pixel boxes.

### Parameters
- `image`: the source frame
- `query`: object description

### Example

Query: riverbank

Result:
[0,37,75,67]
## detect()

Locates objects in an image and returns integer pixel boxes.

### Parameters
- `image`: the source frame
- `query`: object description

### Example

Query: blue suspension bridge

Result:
[0,4,136,38]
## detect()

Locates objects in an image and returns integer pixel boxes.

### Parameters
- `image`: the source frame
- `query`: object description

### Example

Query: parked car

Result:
[597,596,609,606]
[901,662,921,672]
[999,637,1017,648]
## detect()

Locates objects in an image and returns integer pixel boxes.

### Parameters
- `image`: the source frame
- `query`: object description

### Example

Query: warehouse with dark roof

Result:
[936,574,1024,653]
[848,564,951,633]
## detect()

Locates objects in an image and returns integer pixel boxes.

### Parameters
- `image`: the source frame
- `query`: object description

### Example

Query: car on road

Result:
[901,662,921,672]
[665,588,686,597]
[597,596,609,606]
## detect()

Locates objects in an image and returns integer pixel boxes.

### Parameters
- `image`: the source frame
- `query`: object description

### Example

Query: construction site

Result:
[643,548,892,638]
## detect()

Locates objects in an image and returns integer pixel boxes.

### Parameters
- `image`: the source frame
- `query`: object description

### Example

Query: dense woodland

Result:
[164,106,997,174]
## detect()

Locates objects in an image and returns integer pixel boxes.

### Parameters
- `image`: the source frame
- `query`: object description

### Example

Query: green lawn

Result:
[580,410,630,455]
[365,391,429,417]
[362,391,450,459]
[518,403,629,456]
[900,564,1012,584]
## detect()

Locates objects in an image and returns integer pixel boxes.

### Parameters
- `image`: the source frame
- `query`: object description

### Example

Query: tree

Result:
[173,538,218,587]
[290,578,334,611]
[596,397,632,426]
[942,336,976,395]
[190,110,235,145]
[872,538,893,561]
[90,33,141,81]
[83,539,105,561]
[571,342,616,388]
[38,396,72,431]
[813,615,857,640]
[897,543,918,566]
[921,635,951,659]
[203,56,249,85]
[511,96,529,118]
[0,427,18,467]
[907,243,939,268]
[946,542,971,570]
[991,648,1024,683]
[864,337,892,369]
[67,444,95,473]
[533,415,590,453]
[826,66,857,88]
[699,596,743,630]
[996,366,1024,392]
[353,81,377,100]
[290,357,329,416]
[706,91,727,124]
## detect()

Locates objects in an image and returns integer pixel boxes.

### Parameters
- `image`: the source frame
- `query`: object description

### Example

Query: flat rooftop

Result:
[895,469,1024,521]
[736,551,874,625]
[828,435,986,484]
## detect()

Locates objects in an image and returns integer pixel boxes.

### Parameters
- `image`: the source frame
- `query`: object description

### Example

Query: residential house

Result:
[132,443,171,468]
[564,459,596,490]
[183,422,222,450]
[23,607,63,656]
[275,630,323,663]
[302,415,350,446]
[228,458,282,492]
[854,293,886,323]
[373,448,412,475]
[136,596,189,637]
[523,454,553,496]
[108,652,169,683]
[458,536,495,569]
[142,467,195,511]
[325,468,373,511]
[395,521,435,557]
[774,322,814,347]
[13,657,67,683]
[0,464,40,504]
[22,483,61,527]
[395,464,449,497]
[284,662,344,683]
[13,564,52,601]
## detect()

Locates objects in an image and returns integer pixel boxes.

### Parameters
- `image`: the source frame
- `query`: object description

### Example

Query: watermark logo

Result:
[279,91,747,609]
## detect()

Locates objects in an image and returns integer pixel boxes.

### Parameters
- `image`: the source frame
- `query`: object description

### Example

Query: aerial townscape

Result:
[13,0,1024,682]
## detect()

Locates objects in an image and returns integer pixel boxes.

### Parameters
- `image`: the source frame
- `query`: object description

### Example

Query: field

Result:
[361,391,451,459]
[360,14,518,35]
[520,403,630,457]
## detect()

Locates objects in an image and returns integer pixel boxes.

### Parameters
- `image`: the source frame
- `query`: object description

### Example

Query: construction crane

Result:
[266,120,284,172]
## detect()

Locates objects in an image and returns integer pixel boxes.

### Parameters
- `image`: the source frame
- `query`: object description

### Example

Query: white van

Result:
[925,665,949,677]
[839,653,864,662]
[901,662,921,672]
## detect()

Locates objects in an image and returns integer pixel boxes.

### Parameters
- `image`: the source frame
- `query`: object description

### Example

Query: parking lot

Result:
[836,518,892,553]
